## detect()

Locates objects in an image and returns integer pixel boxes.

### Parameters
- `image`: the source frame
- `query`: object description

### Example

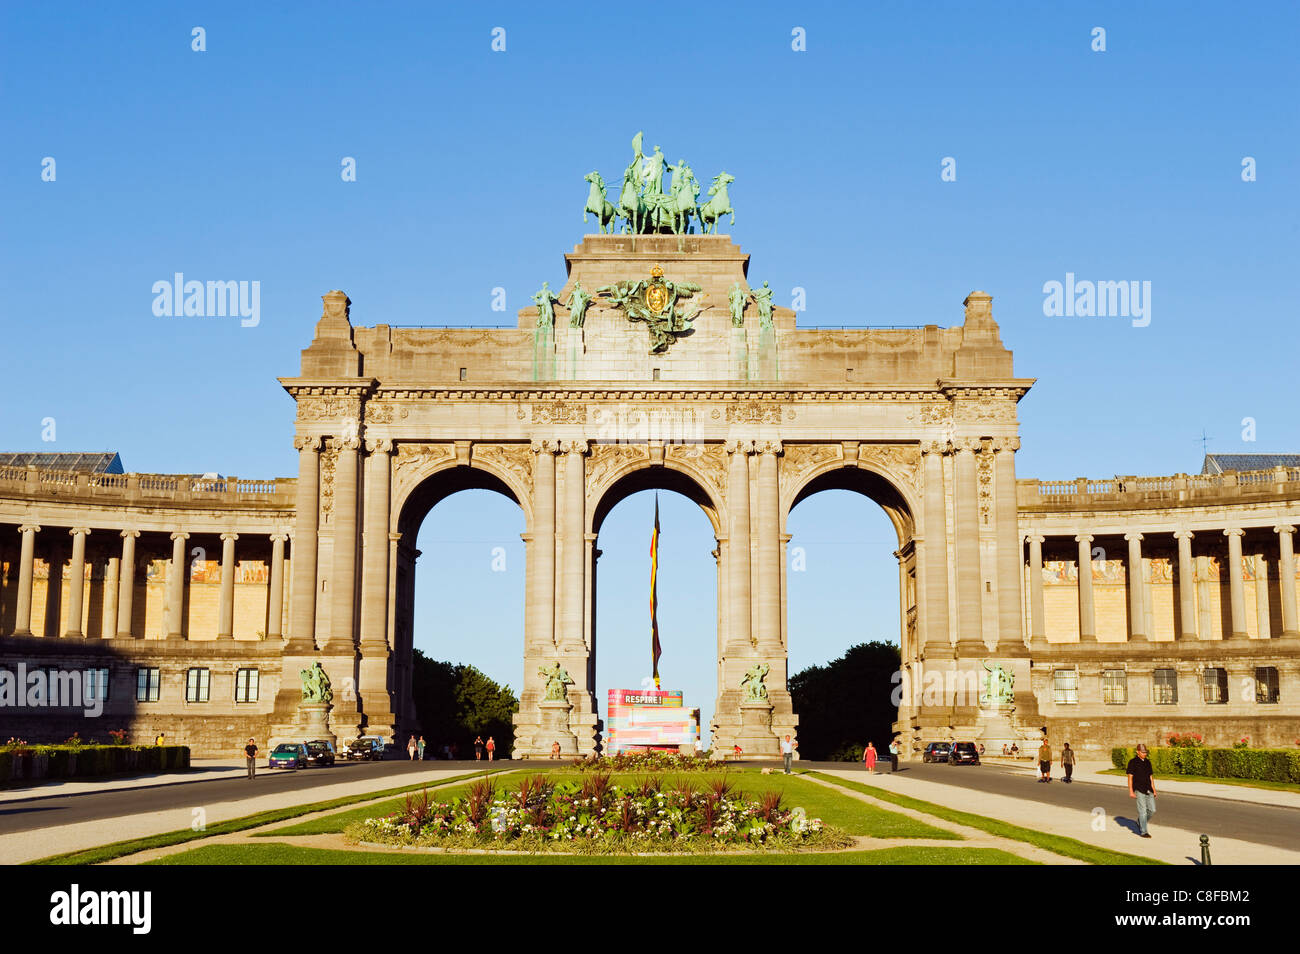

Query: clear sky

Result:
[3,2,1296,738]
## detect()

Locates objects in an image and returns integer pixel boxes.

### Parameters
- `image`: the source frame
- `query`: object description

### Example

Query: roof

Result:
[0,452,124,474]
[1201,453,1300,475]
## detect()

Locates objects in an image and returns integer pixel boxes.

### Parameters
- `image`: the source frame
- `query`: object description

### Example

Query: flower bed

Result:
[570,751,717,773]
[347,774,849,854]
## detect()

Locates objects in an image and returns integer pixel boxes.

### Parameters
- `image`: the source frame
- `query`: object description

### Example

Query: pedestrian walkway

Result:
[0,766,499,864]
[818,767,1300,865]
[0,759,247,804]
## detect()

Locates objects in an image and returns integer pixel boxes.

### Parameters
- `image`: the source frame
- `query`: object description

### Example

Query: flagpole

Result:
[650,493,661,689]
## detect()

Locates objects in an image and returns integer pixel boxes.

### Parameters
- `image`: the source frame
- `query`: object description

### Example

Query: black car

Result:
[305,740,336,767]
[341,736,384,761]
[948,741,980,765]
[922,742,952,763]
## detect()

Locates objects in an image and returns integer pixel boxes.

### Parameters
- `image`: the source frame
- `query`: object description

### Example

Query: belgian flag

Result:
[650,494,661,689]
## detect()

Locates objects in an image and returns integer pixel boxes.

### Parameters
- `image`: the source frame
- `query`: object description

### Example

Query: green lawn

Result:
[807,772,1163,866]
[1096,768,1300,794]
[148,842,1030,866]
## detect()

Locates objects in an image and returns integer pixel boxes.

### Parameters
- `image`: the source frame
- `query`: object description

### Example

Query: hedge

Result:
[0,745,190,785]
[1111,746,1300,783]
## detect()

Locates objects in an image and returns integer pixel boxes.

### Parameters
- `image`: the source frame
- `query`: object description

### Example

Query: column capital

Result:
[1274,524,1296,536]
[1074,533,1095,544]
[170,531,190,542]
[119,528,140,539]
[558,438,590,456]
[920,440,949,457]
[1123,531,1144,542]
[951,437,980,454]
[1223,527,1245,538]
[724,438,755,455]
[220,531,240,542]
[530,438,562,455]
[1173,528,1195,540]
[68,527,91,537]
[293,434,322,452]
[18,524,41,534]
[756,439,783,457]
[1023,532,1046,545]
[365,437,393,454]
[333,436,362,451]
[991,437,1021,453]
[388,532,403,543]
[269,531,289,543]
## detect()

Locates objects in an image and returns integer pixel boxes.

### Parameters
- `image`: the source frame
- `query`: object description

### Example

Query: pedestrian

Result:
[155,732,165,746]
[551,740,561,759]
[864,741,878,774]
[406,735,418,761]
[1037,738,1052,782]
[485,736,496,761]
[242,737,258,780]
[1126,743,1157,838]
[780,734,796,774]
[978,743,985,757]
[1010,743,1019,758]
[888,738,900,772]
[1061,742,1075,783]
[417,736,426,761]
[474,736,484,761]
[733,743,743,760]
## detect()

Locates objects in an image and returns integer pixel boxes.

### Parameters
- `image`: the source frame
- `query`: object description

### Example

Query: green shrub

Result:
[0,744,189,784]
[1113,746,1300,783]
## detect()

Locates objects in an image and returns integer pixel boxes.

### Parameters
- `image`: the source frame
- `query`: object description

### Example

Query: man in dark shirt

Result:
[243,737,259,780]
[1126,743,1157,837]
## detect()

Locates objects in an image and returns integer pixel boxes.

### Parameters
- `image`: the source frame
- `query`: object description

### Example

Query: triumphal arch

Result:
[2,137,1298,757]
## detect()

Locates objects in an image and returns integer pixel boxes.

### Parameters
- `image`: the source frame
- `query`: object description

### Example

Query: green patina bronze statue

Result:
[740,661,770,703]
[566,281,592,328]
[590,133,734,236]
[698,171,735,234]
[598,264,701,354]
[299,660,333,705]
[751,280,774,329]
[583,172,617,234]
[980,660,1015,709]
[532,281,560,329]
[728,281,747,327]
[539,662,573,702]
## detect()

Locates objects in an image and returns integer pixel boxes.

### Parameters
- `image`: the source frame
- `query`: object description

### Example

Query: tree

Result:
[410,650,519,753]
[788,641,901,761]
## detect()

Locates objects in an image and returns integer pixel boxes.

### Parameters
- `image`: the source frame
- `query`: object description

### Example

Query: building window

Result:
[459,367,467,381]
[136,667,161,703]
[1101,669,1128,705]
[1052,669,1079,705]
[1255,667,1280,704]
[1151,668,1178,705]
[235,668,260,704]
[185,667,210,703]
[84,667,110,704]
[1202,668,1228,705]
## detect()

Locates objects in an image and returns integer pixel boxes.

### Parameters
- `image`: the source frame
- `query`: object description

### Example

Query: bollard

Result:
[1199,834,1212,866]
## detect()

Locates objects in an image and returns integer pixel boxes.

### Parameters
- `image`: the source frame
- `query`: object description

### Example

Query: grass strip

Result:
[148,842,1032,866]
[25,770,503,866]
[806,771,1164,865]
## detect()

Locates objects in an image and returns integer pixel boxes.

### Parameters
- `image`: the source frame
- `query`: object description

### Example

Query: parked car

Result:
[305,740,336,767]
[922,742,952,763]
[341,736,385,761]
[948,741,980,765]
[268,742,308,770]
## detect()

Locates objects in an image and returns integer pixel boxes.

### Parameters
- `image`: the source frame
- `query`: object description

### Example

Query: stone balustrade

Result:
[1018,466,1300,510]
[0,466,295,509]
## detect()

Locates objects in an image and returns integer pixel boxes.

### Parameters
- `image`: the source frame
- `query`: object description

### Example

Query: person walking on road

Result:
[406,735,418,761]
[474,736,485,761]
[1037,739,1052,782]
[242,737,258,780]
[780,734,796,774]
[417,736,426,760]
[1127,743,1157,837]
[1061,742,1076,783]
[486,736,496,761]
[864,741,878,774]
[888,738,899,772]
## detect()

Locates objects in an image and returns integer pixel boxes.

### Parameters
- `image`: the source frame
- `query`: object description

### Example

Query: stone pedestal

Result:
[269,702,337,750]
[734,700,779,758]
[537,699,580,756]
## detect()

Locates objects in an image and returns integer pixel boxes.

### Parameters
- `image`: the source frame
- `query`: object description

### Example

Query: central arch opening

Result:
[590,464,719,753]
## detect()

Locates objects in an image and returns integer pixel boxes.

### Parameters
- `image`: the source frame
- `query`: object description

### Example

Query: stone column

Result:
[920,443,951,655]
[65,528,90,638]
[359,439,392,649]
[1124,532,1147,641]
[991,438,1023,652]
[528,440,557,651]
[1075,533,1096,642]
[558,439,588,650]
[1026,533,1046,642]
[1254,551,1271,639]
[103,552,119,639]
[328,437,361,650]
[217,532,238,639]
[14,524,39,636]
[1224,528,1247,639]
[288,435,321,652]
[1276,525,1298,636]
[952,439,984,653]
[116,530,138,637]
[167,532,189,639]
[267,533,287,639]
[1174,530,1197,639]
[726,440,752,650]
[755,441,782,652]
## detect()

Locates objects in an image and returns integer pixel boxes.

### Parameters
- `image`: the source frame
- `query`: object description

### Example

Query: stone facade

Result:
[0,236,1296,758]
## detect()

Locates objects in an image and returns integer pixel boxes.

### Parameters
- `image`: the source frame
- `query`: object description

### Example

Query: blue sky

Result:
[2,2,1296,735]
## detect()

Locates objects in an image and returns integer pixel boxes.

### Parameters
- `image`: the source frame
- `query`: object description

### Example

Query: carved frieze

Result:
[666,443,727,499]
[364,402,409,425]
[296,395,359,422]
[523,401,588,424]
[471,443,534,498]
[722,401,791,424]
[586,443,652,499]
[858,443,922,498]
[780,444,843,485]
